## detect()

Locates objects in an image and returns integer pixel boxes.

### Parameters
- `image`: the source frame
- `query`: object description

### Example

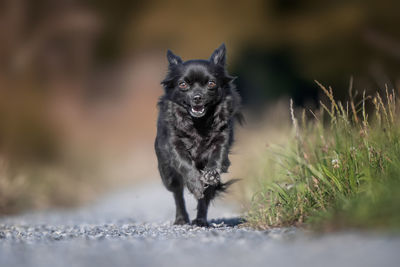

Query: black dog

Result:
[155,44,243,226]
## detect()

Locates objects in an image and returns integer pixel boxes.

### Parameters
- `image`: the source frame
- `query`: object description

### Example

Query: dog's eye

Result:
[207,80,216,88]
[178,81,188,90]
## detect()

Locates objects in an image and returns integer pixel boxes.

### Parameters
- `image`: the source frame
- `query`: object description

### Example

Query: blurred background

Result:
[0,0,399,214]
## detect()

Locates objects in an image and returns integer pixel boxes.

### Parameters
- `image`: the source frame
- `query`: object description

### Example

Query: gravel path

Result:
[1,181,400,267]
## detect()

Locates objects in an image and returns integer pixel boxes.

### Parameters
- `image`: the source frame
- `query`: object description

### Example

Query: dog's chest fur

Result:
[163,97,233,169]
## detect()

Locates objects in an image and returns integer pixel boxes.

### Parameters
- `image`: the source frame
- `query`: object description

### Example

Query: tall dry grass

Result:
[245,81,400,230]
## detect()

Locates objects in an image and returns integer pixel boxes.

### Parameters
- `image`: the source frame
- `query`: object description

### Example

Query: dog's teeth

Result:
[190,107,205,116]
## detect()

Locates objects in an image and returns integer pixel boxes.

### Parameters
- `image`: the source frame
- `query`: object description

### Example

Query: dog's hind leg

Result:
[192,198,209,227]
[191,180,238,227]
[173,188,190,225]
[191,186,217,227]
[159,164,190,225]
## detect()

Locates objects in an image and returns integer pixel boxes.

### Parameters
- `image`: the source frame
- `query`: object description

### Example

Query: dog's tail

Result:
[214,178,241,198]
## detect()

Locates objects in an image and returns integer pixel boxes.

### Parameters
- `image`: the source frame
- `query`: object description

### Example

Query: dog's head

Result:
[161,44,235,118]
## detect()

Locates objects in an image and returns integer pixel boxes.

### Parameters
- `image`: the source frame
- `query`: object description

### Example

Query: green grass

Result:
[246,81,400,230]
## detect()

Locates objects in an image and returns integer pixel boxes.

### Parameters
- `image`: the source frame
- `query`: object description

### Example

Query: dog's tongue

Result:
[193,106,203,112]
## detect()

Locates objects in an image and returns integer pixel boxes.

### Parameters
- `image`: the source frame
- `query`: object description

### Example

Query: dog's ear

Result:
[167,50,182,66]
[210,43,226,66]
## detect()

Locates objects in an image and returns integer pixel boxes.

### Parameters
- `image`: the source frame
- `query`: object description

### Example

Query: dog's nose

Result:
[193,94,203,104]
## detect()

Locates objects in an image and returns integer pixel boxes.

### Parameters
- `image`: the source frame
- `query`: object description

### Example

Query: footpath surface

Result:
[0,182,399,267]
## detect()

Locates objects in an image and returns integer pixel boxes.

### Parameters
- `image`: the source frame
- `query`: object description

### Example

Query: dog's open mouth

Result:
[189,105,206,118]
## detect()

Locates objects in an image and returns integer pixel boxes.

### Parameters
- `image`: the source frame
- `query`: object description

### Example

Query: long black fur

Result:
[155,44,243,226]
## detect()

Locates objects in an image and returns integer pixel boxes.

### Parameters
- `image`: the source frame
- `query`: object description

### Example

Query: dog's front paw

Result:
[186,171,204,199]
[201,169,221,186]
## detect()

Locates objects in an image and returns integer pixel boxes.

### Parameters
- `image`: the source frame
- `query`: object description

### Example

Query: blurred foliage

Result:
[2,0,399,100]
[99,0,400,105]
[0,88,58,164]
[86,0,143,62]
